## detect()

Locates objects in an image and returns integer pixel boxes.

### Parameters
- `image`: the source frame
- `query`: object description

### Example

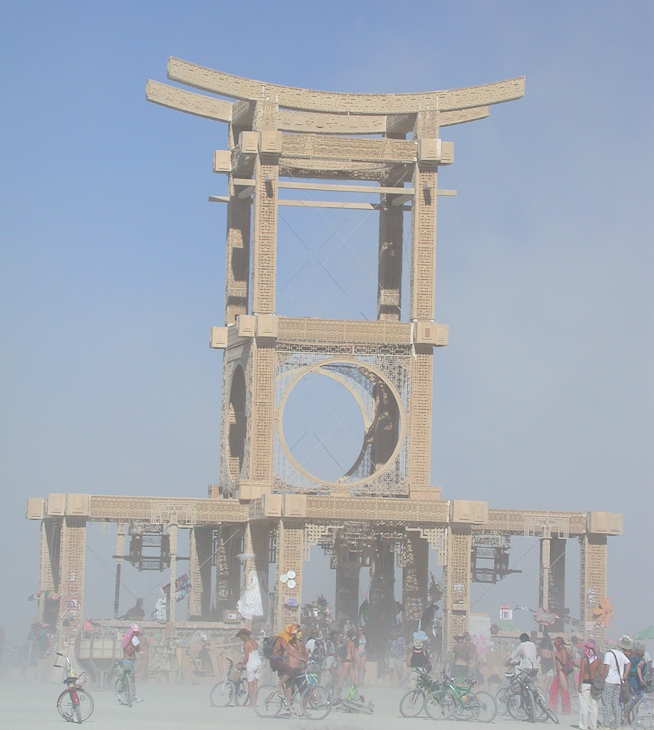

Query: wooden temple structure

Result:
[27,59,622,661]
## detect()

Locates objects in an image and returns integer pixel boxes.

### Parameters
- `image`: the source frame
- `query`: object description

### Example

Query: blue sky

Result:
[1,2,652,639]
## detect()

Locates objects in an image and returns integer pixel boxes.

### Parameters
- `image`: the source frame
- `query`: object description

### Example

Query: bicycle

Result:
[505,670,559,724]
[210,658,249,707]
[114,659,136,707]
[495,667,547,715]
[399,668,442,717]
[425,673,497,722]
[254,666,331,719]
[54,652,95,724]
[330,683,374,715]
[623,684,654,730]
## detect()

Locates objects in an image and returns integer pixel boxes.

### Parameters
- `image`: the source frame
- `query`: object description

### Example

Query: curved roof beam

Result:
[167,57,524,115]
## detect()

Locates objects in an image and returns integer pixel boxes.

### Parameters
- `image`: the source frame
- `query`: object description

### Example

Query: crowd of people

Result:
[509,631,653,730]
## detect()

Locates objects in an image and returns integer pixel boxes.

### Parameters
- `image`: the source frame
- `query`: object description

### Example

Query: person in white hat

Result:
[601,636,632,729]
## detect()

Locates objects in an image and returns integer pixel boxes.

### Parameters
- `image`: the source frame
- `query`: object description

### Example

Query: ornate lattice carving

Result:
[524,514,570,539]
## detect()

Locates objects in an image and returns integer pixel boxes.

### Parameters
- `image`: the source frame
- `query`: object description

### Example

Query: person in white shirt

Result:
[602,636,632,730]
[511,633,539,674]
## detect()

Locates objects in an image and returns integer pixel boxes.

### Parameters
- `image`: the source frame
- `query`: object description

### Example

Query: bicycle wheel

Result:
[57,689,76,721]
[115,678,129,706]
[534,690,559,724]
[495,683,512,715]
[253,684,284,718]
[400,689,425,718]
[77,689,94,722]
[425,688,456,720]
[470,691,497,723]
[525,690,536,723]
[301,684,331,720]
[210,678,236,707]
[507,691,528,721]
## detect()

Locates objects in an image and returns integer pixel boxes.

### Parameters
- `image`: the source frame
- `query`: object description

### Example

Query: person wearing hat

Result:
[122,623,144,702]
[451,634,471,683]
[601,635,631,729]
[407,632,432,675]
[578,640,602,730]
[550,636,572,714]
[270,624,304,703]
[236,628,262,707]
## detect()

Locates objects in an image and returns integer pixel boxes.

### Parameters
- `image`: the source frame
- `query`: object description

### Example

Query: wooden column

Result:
[114,523,127,618]
[168,524,177,627]
[224,119,251,325]
[408,111,439,490]
[58,517,87,641]
[539,537,551,611]
[402,530,429,628]
[549,537,566,631]
[274,520,303,631]
[334,541,360,624]
[580,534,607,644]
[38,518,61,624]
[442,525,472,654]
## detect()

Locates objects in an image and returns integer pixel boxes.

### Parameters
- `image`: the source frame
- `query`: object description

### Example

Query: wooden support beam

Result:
[168,57,525,115]
[145,80,233,122]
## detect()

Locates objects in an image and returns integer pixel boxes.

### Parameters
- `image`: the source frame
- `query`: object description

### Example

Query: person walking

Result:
[539,628,555,692]
[386,629,406,688]
[578,640,602,730]
[602,636,632,730]
[236,628,261,707]
[549,636,572,714]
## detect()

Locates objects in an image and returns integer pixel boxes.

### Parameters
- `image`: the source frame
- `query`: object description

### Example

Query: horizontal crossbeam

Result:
[167,57,525,115]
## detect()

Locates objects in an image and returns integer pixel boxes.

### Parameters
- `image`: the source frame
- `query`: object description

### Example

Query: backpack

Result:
[262,636,277,660]
[563,654,575,674]
[311,639,325,663]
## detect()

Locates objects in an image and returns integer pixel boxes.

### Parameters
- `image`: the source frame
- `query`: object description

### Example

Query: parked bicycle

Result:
[424,672,497,722]
[624,683,654,730]
[495,667,546,715]
[254,666,331,719]
[54,652,94,724]
[399,668,442,717]
[504,669,559,723]
[210,658,249,707]
[114,659,136,707]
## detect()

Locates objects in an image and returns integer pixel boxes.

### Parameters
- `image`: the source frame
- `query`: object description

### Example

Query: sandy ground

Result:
[0,678,575,730]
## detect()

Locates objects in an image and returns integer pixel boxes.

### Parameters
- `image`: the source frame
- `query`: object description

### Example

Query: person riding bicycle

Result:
[509,632,538,676]
[122,623,144,703]
[269,624,304,703]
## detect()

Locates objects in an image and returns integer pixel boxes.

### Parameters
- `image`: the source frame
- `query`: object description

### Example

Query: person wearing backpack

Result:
[578,640,602,730]
[549,636,572,714]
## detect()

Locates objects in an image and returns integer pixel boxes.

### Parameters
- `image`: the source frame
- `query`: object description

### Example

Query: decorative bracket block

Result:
[26,497,44,520]
[260,130,283,155]
[256,314,279,340]
[239,131,259,155]
[210,326,228,349]
[418,138,442,163]
[213,150,231,173]
[283,494,307,518]
[66,494,90,517]
[414,321,449,346]
[46,493,67,517]
[237,314,256,338]
[450,499,488,524]
[587,512,623,536]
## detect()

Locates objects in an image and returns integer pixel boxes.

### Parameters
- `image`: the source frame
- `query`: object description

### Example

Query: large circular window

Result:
[277,359,404,487]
